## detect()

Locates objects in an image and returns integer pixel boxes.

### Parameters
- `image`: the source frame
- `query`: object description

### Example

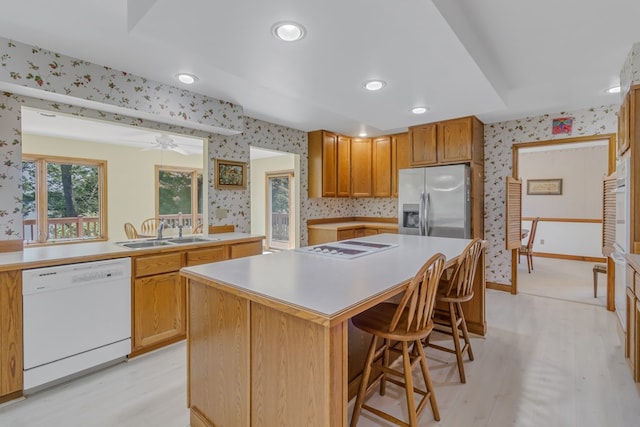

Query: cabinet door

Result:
[0,270,22,399]
[337,136,351,197]
[392,133,410,197]
[187,246,228,266]
[372,136,392,197]
[619,93,630,156]
[337,228,356,240]
[351,138,373,197]
[134,272,185,351]
[409,124,437,166]
[364,228,378,236]
[437,117,473,163]
[322,132,338,197]
[230,240,263,258]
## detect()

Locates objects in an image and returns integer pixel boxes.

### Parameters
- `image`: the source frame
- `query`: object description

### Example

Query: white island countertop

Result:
[181,234,471,325]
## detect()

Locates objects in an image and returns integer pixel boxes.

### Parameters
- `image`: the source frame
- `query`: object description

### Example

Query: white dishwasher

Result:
[22,257,131,392]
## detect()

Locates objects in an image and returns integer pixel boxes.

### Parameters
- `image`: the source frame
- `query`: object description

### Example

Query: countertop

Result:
[181,234,470,323]
[0,233,264,272]
[307,221,398,230]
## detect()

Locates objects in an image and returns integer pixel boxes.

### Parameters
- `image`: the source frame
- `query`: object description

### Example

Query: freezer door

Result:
[398,168,426,235]
[424,164,470,238]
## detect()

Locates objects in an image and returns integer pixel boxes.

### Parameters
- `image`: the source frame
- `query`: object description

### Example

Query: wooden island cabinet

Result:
[0,270,22,403]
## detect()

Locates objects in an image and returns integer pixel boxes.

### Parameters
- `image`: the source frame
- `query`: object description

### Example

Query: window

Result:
[156,166,203,231]
[22,155,107,244]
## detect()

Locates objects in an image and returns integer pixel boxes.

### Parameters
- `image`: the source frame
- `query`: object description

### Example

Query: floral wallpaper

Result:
[0,37,243,133]
[0,94,22,239]
[620,41,640,95]
[483,105,617,286]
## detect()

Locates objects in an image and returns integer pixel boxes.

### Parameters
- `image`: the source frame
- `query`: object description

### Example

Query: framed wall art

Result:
[551,117,573,135]
[526,178,563,195]
[214,158,247,190]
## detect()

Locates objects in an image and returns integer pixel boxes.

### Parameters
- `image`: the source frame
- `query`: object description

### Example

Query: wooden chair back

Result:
[140,218,161,236]
[192,223,203,234]
[389,253,445,334]
[124,222,139,239]
[525,217,540,251]
[442,239,486,300]
[208,224,235,234]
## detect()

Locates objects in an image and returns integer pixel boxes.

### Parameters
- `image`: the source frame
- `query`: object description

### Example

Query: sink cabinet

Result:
[131,238,263,357]
[0,270,22,403]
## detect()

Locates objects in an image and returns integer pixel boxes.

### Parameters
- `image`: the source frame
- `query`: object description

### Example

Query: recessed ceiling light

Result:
[606,85,621,94]
[272,22,305,42]
[411,107,429,114]
[358,132,368,137]
[176,73,198,85]
[363,80,386,91]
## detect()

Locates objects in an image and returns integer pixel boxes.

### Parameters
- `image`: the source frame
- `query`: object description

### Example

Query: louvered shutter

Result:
[602,173,616,255]
[506,176,522,250]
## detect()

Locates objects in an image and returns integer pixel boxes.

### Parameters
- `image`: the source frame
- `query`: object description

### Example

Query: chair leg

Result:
[593,270,597,298]
[351,336,378,427]
[448,302,466,383]
[456,302,474,361]
[401,341,418,426]
[526,253,532,273]
[380,338,390,396]
[416,339,440,421]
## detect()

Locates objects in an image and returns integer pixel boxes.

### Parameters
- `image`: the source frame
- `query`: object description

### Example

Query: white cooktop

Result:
[296,240,398,259]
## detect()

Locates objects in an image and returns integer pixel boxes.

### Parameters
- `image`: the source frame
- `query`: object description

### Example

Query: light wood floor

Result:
[1,290,639,426]
[518,257,606,307]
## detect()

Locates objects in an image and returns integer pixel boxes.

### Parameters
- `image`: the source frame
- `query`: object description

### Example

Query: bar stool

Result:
[350,253,446,427]
[593,263,607,298]
[427,239,485,384]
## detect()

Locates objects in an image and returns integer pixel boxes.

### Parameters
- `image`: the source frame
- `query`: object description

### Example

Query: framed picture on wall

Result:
[214,159,247,190]
[526,178,563,195]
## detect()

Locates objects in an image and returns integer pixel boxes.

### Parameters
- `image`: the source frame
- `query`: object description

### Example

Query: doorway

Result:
[249,147,300,249]
[266,172,294,250]
[510,134,616,309]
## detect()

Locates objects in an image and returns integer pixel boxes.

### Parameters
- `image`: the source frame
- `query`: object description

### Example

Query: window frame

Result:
[155,165,203,229]
[22,154,108,245]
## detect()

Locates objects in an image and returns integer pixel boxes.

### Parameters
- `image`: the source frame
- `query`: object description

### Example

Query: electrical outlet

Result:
[540,239,544,245]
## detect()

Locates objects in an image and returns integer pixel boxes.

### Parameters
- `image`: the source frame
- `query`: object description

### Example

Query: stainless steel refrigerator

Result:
[398,164,471,238]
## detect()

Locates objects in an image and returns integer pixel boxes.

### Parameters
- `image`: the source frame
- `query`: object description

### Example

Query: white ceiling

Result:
[1,0,639,139]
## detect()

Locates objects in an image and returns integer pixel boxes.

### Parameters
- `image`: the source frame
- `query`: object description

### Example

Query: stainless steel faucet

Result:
[156,220,165,240]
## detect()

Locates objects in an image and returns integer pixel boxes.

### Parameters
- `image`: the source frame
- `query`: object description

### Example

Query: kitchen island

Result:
[181,234,484,427]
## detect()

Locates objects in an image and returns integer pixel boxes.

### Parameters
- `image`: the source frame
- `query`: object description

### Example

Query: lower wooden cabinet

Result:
[0,270,22,402]
[308,224,398,245]
[625,258,640,382]
[133,272,185,353]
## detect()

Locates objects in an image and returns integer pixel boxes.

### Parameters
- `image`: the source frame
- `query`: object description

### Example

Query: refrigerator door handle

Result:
[425,192,431,236]
[419,191,425,235]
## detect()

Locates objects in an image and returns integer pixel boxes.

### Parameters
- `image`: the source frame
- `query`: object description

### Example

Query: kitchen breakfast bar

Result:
[180,234,486,426]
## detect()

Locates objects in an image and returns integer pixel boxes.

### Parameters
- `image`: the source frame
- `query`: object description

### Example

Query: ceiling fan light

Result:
[176,73,198,85]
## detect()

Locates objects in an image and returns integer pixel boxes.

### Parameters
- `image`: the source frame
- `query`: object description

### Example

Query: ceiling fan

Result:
[142,133,189,155]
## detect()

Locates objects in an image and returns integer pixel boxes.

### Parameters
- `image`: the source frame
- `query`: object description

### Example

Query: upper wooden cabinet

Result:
[351,138,373,197]
[337,136,351,197]
[308,130,350,198]
[619,92,630,156]
[391,133,410,197]
[409,116,484,166]
[372,136,392,197]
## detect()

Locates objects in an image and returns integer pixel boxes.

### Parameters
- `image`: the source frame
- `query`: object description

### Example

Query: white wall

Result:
[518,144,607,258]
[520,144,608,219]
[250,154,296,240]
[22,134,204,242]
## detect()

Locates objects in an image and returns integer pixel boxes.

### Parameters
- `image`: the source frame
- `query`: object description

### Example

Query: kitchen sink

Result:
[166,236,215,244]
[119,240,173,249]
